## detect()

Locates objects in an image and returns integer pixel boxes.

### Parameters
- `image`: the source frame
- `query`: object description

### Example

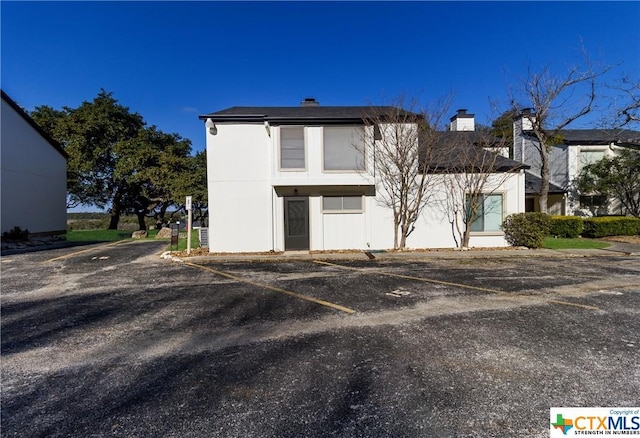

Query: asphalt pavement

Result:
[1,240,639,437]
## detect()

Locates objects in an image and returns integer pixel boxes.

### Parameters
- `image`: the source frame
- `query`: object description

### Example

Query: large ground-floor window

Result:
[469,194,503,232]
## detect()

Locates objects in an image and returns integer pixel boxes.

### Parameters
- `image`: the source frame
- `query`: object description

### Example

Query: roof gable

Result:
[1,90,68,159]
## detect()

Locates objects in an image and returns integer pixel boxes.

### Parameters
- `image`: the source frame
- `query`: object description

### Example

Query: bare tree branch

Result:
[511,47,610,213]
[436,129,521,248]
[360,96,451,250]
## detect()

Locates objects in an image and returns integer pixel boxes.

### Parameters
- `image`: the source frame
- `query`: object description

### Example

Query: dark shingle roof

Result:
[199,105,420,125]
[561,129,640,145]
[523,129,640,146]
[524,172,566,195]
[428,144,527,173]
[427,131,527,173]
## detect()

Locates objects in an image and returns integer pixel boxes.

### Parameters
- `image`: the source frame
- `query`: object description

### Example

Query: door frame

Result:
[283,196,310,251]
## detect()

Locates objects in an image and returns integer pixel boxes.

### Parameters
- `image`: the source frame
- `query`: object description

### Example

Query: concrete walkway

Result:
[182,241,640,263]
[597,240,640,256]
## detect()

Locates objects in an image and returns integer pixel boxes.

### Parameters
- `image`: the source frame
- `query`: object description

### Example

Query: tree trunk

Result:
[539,147,550,214]
[136,211,148,231]
[399,229,407,250]
[393,213,400,250]
[108,202,121,230]
[159,203,169,227]
[461,227,471,249]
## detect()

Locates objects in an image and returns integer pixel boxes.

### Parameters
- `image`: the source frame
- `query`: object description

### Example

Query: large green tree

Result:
[171,150,208,225]
[576,148,640,217]
[31,90,144,226]
[115,126,194,230]
[31,90,204,230]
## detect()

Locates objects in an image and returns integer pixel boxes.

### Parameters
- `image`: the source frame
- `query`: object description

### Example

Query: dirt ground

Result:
[602,235,640,244]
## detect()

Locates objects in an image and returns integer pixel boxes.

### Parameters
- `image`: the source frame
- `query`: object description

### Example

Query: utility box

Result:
[170,223,179,251]
[198,227,209,248]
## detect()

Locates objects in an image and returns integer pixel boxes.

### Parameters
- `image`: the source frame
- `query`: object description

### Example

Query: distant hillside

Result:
[67,212,187,230]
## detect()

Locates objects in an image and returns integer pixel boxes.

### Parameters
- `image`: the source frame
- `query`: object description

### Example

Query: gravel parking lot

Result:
[1,241,639,437]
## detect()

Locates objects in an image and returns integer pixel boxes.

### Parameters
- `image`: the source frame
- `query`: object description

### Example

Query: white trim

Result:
[278,126,307,171]
[468,192,505,234]
[321,195,364,214]
[321,126,367,173]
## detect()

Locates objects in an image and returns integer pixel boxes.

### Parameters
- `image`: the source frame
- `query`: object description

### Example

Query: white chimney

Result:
[514,108,535,131]
[301,97,319,107]
[449,109,475,131]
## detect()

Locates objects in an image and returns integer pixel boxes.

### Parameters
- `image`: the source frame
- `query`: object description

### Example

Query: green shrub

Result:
[549,216,584,238]
[2,226,29,241]
[582,216,640,238]
[502,212,551,248]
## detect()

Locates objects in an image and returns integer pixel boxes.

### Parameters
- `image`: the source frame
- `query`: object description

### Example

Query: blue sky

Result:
[2,1,639,155]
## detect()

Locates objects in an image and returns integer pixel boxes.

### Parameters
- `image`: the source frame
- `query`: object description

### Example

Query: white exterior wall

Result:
[321,212,366,250]
[206,119,525,252]
[271,126,373,186]
[207,123,376,252]
[206,123,274,252]
[402,172,524,249]
[1,98,67,235]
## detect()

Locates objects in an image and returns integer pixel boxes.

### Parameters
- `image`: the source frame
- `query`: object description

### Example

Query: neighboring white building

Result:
[512,109,640,215]
[199,99,526,253]
[1,90,68,236]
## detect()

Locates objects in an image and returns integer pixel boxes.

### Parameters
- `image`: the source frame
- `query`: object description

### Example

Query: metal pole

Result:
[187,209,192,255]
[186,196,193,255]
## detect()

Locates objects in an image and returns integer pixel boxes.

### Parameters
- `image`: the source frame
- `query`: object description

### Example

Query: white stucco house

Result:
[512,109,640,215]
[1,90,68,236]
[199,99,527,253]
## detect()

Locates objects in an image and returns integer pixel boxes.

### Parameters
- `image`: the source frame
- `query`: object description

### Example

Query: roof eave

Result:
[198,114,369,125]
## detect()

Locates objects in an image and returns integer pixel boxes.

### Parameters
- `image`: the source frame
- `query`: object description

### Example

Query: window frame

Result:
[468,193,505,234]
[578,148,606,171]
[322,195,365,214]
[279,126,307,171]
[322,126,366,172]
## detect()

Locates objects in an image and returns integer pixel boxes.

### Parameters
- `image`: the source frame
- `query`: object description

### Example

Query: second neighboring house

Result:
[1,90,68,236]
[512,110,640,215]
[199,99,526,253]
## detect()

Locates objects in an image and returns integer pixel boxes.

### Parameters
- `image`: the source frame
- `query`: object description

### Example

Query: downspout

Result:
[271,187,276,252]
[267,121,276,252]
[519,169,525,213]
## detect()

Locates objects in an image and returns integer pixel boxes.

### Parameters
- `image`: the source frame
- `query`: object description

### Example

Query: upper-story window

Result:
[280,127,305,170]
[579,150,605,171]
[323,126,365,171]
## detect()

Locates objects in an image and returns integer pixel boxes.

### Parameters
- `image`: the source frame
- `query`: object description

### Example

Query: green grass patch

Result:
[163,230,200,251]
[65,229,132,243]
[542,237,610,250]
[66,227,200,250]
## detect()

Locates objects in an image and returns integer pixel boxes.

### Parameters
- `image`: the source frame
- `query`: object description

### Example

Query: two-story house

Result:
[513,109,640,215]
[200,99,526,253]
